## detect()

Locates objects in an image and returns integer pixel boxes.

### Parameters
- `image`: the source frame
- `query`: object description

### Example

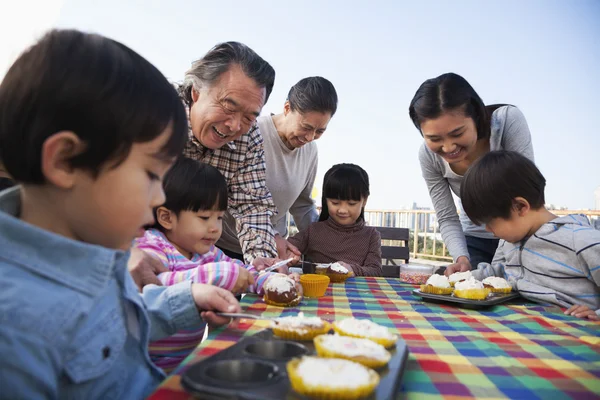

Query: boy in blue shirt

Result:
[0,29,241,399]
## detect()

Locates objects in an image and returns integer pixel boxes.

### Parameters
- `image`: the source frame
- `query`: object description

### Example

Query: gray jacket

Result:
[473,214,600,315]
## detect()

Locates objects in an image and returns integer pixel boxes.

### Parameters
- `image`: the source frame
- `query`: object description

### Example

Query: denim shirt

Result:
[0,187,203,399]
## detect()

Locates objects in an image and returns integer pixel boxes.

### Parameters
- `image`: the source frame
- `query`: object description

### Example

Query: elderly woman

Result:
[222,77,338,259]
[409,73,534,271]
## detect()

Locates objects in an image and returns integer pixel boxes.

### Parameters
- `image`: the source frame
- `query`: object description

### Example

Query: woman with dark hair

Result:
[409,73,534,271]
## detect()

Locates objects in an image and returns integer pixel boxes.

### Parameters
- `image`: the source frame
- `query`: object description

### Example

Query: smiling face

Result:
[420,111,479,164]
[189,64,266,149]
[278,101,331,150]
[325,197,367,226]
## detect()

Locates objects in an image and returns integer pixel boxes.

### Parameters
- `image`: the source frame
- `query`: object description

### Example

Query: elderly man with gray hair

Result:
[128,42,287,289]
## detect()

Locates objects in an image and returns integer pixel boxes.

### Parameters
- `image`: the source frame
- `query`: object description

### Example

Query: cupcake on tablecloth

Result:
[482,277,512,294]
[326,262,353,283]
[448,271,473,287]
[271,312,331,341]
[287,356,379,400]
[453,277,491,300]
[420,274,453,295]
[263,274,301,307]
[313,334,391,369]
[332,317,397,348]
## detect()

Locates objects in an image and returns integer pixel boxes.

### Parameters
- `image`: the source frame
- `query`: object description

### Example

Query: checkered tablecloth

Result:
[148,277,600,399]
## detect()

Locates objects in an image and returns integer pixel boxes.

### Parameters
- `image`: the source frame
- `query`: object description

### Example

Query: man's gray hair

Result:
[178,41,275,108]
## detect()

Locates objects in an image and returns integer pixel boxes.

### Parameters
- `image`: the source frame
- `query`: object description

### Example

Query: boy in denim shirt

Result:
[0,30,241,399]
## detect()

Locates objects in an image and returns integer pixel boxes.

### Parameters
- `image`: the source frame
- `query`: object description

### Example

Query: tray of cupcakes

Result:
[412,271,520,309]
[181,315,409,400]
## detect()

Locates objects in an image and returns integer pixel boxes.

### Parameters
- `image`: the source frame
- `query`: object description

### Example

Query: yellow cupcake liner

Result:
[300,274,330,297]
[263,294,302,308]
[453,288,491,300]
[272,321,331,341]
[287,358,379,400]
[313,335,391,369]
[420,284,454,295]
[332,322,397,349]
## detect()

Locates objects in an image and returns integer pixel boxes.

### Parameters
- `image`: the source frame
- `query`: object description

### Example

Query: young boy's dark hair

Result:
[461,150,546,225]
[0,29,188,182]
[154,157,228,231]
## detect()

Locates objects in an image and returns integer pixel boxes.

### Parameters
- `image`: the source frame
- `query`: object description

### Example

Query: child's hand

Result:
[190,283,242,327]
[288,273,303,300]
[444,257,471,276]
[232,266,255,294]
[564,304,600,321]
[336,261,354,274]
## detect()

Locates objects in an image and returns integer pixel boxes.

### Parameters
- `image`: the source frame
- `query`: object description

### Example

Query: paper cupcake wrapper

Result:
[453,288,491,300]
[287,358,379,400]
[272,321,331,341]
[332,322,397,349]
[300,274,330,298]
[420,284,454,295]
[328,272,354,283]
[263,294,302,308]
[488,287,512,294]
[313,335,390,369]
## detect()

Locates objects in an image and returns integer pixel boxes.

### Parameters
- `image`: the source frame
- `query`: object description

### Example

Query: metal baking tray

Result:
[181,328,409,399]
[412,289,521,309]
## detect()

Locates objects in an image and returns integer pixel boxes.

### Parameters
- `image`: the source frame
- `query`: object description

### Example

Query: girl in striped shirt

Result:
[134,157,296,372]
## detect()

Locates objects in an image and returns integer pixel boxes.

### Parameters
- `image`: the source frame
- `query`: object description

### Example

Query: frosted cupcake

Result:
[287,356,379,400]
[453,277,491,300]
[482,277,512,294]
[448,271,473,287]
[326,262,353,283]
[263,274,301,307]
[313,334,391,369]
[420,274,453,295]
[271,312,330,341]
[333,317,397,348]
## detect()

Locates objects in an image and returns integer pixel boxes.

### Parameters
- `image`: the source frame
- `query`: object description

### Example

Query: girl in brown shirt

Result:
[288,163,382,276]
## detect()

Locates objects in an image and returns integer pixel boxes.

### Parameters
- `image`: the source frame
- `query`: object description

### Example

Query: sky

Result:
[1,0,599,210]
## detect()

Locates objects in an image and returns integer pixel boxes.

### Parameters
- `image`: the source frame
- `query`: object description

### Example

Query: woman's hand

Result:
[444,256,471,276]
[127,248,169,291]
[564,304,599,321]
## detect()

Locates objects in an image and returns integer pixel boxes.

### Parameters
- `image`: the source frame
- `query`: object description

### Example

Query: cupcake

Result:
[272,312,330,341]
[314,334,391,369]
[326,262,353,283]
[315,263,330,275]
[332,317,397,348]
[420,274,453,295]
[448,271,473,287]
[482,277,512,294]
[299,274,330,297]
[287,356,379,400]
[263,274,301,307]
[453,277,491,300]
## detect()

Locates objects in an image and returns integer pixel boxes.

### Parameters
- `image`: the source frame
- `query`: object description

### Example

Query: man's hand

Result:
[444,256,471,276]
[253,257,290,274]
[564,304,600,321]
[191,284,242,327]
[274,234,301,264]
[232,266,255,294]
[127,248,169,291]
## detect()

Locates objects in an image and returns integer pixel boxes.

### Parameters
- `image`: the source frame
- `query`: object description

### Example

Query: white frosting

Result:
[320,335,389,360]
[273,312,325,332]
[337,318,394,340]
[448,271,473,283]
[329,262,349,274]
[296,357,371,389]
[425,274,450,288]
[264,274,295,294]
[454,277,484,290]
[482,277,510,289]
[315,263,330,270]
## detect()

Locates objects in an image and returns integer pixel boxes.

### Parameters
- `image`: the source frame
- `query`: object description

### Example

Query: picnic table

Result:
[148,277,600,399]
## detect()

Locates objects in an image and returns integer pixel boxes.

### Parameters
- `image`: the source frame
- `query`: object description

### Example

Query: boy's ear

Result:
[283,100,291,116]
[512,197,531,216]
[41,131,87,189]
[156,207,175,230]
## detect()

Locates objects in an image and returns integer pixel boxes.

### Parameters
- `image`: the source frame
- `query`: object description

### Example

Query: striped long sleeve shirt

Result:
[133,229,274,372]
